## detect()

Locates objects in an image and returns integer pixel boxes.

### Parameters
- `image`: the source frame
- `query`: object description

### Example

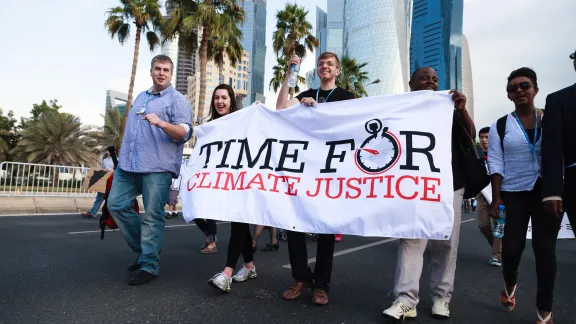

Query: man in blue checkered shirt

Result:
[108,54,193,285]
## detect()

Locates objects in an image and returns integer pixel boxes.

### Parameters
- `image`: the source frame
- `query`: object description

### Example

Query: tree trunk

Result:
[219,64,224,85]
[122,25,142,136]
[197,24,210,124]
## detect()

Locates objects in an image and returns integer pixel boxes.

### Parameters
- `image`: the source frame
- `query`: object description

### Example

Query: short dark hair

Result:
[209,84,238,121]
[150,54,174,72]
[507,67,538,90]
[317,51,341,69]
[410,66,436,81]
[478,127,490,136]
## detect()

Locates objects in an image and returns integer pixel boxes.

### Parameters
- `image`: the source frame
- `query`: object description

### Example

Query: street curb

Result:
[0,196,182,216]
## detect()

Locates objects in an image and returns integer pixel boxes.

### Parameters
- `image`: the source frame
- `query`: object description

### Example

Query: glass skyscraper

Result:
[240,0,267,107]
[326,0,345,58]
[410,0,464,91]
[344,0,413,95]
[461,34,474,120]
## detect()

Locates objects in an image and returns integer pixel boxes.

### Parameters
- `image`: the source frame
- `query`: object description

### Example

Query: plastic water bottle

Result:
[287,61,301,88]
[493,205,506,239]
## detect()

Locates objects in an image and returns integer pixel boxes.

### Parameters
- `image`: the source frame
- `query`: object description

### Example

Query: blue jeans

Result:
[108,168,172,275]
[90,192,105,216]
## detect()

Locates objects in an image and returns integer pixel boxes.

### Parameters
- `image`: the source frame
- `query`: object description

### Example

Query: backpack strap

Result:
[496,115,507,152]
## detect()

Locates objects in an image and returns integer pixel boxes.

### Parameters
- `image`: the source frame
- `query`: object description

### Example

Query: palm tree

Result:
[104,0,164,121]
[269,57,305,94]
[11,112,98,167]
[272,3,319,99]
[208,14,244,84]
[163,0,245,124]
[336,56,370,98]
[89,107,126,152]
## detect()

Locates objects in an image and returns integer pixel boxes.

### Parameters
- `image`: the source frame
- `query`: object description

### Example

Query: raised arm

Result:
[276,56,302,110]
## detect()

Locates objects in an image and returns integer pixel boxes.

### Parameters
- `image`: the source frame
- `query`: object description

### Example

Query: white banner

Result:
[480,184,574,239]
[180,91,456,239]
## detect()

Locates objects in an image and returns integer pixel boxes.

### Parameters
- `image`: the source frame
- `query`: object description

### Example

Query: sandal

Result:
[200,245,217,254]
[537,311,553,323]
[261,243,279,251]
[500,284,516,311]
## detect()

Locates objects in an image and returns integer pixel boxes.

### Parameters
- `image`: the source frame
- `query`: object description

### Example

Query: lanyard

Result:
[316,88,336,103]
[513,109,538,154]
[137,91,157,115]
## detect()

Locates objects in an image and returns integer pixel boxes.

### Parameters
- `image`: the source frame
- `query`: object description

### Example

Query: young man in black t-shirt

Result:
[276,51,355,305]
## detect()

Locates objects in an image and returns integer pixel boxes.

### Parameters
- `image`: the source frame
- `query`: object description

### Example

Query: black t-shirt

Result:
[296,87,356,103]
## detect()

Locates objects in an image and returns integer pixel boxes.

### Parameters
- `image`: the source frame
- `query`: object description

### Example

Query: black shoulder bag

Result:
[454,115,490,199]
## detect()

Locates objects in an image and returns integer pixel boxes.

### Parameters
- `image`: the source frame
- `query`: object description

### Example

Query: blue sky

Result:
[0,0,575,130]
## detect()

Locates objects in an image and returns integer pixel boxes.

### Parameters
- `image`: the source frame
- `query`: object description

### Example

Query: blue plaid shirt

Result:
[119,85,193,177]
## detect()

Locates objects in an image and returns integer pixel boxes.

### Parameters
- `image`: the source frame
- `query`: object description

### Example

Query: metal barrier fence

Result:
[0,162,96,197]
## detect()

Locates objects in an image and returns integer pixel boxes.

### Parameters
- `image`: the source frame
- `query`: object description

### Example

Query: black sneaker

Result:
[127,254,141,271]
[128,270,157,285]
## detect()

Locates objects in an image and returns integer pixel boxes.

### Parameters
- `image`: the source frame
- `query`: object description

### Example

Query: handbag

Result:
[454,115,490,199]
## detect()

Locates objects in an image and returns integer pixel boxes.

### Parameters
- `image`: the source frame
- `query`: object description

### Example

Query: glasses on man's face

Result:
[317,61,336,68]
[507,81,532,93]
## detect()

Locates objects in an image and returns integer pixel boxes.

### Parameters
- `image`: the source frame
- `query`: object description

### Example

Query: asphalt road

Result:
[1,213,575,324]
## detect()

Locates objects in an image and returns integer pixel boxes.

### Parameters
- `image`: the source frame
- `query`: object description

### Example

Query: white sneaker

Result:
[208,272,232,292]
[382,301,417,320]
[431,300,450,319]
[232,265,257,282]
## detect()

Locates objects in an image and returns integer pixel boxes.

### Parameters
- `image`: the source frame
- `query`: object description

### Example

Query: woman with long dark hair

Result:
[487,67,560,324]
[204,84,257,292]
[192,85,241,254]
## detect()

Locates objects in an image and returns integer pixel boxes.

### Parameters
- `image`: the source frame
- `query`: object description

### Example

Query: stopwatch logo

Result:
[354,119,402,174]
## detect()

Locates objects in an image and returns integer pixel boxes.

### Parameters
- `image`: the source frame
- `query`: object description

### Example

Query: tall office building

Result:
[161,3,198,96]
[344,0,413,95]
[461,34,474,120]
[188,51,250,121]
[326,0,345,57]
[104,90,128,123]
[410,0,464,91]
[315,6,328,63]
[240,0,267,107]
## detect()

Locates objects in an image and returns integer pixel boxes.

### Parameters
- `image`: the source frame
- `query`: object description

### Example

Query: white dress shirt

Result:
[487,114,542,192]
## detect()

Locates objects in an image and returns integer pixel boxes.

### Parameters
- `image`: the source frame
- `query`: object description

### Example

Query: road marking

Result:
[68,221,230,235]
[0,210,182,217]
[281,218,475,269]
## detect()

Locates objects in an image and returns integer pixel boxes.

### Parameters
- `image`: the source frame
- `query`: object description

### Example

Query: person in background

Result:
[108,54,193,286]
[276,51,355,305]
[81,147,115,218]
[475,126,502,267]
[382,66,473,320]
[165,178,180,219]
[542,48,576,238]
[252,226,279,252]
[487,67,559,324]
[207,84,258,293]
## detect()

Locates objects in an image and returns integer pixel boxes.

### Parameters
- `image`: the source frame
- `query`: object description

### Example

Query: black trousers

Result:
[287,231,335,291]
[501,180,561,312]
[193,219,217,242]
[225,222,254,270]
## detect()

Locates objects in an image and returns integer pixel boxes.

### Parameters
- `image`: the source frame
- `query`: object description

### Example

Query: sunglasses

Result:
[507,81,532,93]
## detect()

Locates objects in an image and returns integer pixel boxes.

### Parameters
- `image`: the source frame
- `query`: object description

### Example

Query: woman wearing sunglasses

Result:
[487,67,560,324]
